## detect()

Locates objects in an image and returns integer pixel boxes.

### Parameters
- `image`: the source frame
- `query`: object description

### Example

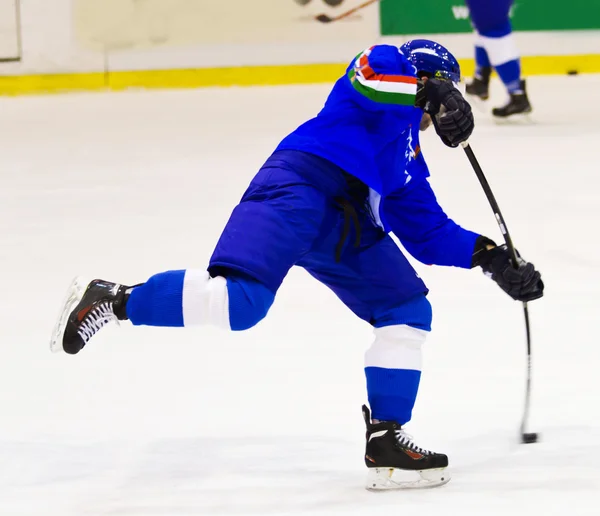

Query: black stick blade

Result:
[316,14,334,23]
[521,432,539,444]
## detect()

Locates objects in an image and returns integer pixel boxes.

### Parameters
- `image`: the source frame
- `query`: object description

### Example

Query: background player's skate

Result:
[492,80,532,118]
[465,0,533,120]
[363,406,450,490]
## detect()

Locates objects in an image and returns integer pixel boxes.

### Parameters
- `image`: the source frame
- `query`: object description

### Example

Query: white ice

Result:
[0,75,599,515]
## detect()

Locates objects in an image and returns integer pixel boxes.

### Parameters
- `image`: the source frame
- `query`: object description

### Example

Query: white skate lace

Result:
[395,429,433,456]
[77,303,118,343]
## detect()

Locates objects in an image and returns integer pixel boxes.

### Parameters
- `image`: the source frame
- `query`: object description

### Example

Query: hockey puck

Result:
[521,432,539,444]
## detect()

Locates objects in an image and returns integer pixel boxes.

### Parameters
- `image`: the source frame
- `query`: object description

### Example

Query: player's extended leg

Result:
[298,212,449,490]
[465,0,531,117]
[50,161,329,354]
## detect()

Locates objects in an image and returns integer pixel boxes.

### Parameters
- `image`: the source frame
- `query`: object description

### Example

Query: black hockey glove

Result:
[472,239,544,302]
[416,78,474,147]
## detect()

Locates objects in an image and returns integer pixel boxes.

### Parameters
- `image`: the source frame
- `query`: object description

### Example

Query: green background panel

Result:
[380,0,600,35]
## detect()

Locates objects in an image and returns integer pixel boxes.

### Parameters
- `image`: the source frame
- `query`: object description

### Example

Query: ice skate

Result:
[465,76,490,101]
[50,278,130,355]
[362,405,450,490]
[492,80,532,118]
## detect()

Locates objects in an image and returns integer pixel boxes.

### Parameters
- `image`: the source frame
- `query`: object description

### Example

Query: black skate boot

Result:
[362,405,450,490]
[466,67,491,101]
[50,278,131,355]
[492,80,532,118]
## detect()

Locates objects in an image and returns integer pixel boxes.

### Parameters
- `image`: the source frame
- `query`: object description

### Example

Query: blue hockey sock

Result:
[477,29,522,93]
[226,275,274,331]
[365,366,421,425]
[495,59,523,93]
[125,270,274,330]
[365,296,431,425]
[126,270,185,327]
[475,46,491,80]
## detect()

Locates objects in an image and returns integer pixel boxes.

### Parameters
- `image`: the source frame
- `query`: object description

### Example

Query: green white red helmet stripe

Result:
[347,47,417,106]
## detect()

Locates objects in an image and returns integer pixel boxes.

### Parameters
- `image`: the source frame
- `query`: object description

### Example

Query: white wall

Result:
[0,0,20,59]
[1,0,599,76]
[1,0,102,74]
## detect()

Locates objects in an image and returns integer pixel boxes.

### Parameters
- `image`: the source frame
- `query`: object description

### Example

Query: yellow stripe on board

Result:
[0,54,599,96]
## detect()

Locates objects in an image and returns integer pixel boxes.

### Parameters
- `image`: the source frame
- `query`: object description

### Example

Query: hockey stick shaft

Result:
[461,142,534,438]
[316,0,379,23]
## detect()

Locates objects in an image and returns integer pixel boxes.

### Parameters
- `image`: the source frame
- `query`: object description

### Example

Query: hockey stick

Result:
[315,0,379,23]
[461,142,538,445]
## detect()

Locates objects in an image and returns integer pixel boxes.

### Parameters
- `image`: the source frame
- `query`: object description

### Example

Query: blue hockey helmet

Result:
[399,39,461,84]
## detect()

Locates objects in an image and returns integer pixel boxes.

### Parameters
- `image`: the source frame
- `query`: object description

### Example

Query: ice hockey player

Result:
[465,0,532,117]
[50,40,544,490]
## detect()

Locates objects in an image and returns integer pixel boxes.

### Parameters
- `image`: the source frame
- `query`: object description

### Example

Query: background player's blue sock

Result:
[477,26,523,94]
[475,45,491,80]
[495,59,523,93]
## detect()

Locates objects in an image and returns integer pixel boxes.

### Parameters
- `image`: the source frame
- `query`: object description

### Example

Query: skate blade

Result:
[365,467,450,491]
[466,93,489,115]
[49,277,86,354]
[492,111,535,125]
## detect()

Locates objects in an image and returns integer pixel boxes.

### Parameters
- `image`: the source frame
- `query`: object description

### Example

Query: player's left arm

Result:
[383,178,544,301]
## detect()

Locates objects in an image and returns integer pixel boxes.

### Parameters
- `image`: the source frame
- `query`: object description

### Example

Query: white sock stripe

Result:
[182,270,230,330]
[364,325,427,371]
[476,32,520,67]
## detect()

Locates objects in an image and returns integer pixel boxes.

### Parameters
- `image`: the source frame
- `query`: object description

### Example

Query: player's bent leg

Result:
[50,271,275,355]
[363,295,450,490]
[126,270,273,330]
[51,154,328,355]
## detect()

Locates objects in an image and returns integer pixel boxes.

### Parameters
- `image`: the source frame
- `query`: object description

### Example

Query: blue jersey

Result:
[276,44,479,269]
[278,45,425,195]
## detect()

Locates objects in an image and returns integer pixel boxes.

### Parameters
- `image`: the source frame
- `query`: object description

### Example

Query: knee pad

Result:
[183,271,274,331]
[365,324,427,372]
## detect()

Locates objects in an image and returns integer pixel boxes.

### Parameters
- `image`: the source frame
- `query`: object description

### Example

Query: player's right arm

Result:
[382,178,543,301]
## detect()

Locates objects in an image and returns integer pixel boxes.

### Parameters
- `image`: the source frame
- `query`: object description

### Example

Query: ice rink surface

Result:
[1,75,599,515]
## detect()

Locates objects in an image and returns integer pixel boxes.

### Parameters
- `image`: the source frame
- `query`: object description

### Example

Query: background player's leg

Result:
[465,0,531,116]
[466,43,491,100]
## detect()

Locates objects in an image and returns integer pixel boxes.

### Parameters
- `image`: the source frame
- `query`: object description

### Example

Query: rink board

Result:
[1,53,599,95]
